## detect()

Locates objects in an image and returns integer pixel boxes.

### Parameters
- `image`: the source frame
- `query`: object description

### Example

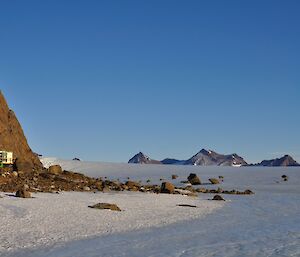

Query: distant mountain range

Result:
[128,149,300,167]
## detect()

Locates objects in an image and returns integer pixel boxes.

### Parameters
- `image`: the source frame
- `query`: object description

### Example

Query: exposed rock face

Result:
[128,152,161,164]
[254,155,300,167]
[0,91,43,171]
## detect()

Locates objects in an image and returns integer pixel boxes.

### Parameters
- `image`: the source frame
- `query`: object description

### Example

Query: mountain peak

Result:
[128,152,161,164]
[257,154,299,167]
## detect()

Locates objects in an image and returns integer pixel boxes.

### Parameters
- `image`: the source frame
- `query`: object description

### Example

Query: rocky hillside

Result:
[0,91,43,171]
[254,155,300,167]
[128,152,162,164]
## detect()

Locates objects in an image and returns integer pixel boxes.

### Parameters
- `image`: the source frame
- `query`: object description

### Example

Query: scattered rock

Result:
[187,173,201,185]
[177,204,197,208]
[48,165,63,175]
[212,195,225,201]
[160,182,175,194]
[218,175,224,181]
[174,189,197,197]
[243,189,254,195]
[15,189,31,198]
[125,181,141,189]
[88,203,121,211]
[83,186,91,191]
[73,158,81,161]
[209,178,220,184]
[282,175,288,181]
[172,175,178,180]
[12,171,18,177]
[196,187,208,193]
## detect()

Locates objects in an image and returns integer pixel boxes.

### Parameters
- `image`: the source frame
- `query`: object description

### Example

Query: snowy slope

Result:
[2,158,299,257]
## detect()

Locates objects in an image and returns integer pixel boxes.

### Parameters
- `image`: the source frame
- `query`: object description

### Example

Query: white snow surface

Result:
[0,191,221,255]
[1,158,300,257]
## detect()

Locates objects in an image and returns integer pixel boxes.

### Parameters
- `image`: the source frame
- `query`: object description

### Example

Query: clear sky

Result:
[0,0,299,163]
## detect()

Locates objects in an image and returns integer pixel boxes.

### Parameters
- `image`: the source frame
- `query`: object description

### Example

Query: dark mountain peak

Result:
[199,149,210,155]
[128,152,161,164]
[256,155,299,167]
[185,149,247,166]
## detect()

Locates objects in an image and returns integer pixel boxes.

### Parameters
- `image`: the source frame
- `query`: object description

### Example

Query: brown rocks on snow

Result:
[212,195,225,201]
[15,188,31,198]
[187,173,201,185]
[160,182,175,194]
[88,203,121,211]
[172,175,178,180]
[209,178,220,184]
[125,181,141,190]
[48,165,63,175]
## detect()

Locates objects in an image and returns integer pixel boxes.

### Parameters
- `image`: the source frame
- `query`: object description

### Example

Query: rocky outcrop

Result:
[0,91,43,171]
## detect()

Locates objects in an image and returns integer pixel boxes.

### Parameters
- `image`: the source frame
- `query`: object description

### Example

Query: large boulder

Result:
[48,165,63,175]
[160,182,175,194]
[0,91,43,171]
[15,188,31,198]
[187,173,201,185]
[209,178,220,184]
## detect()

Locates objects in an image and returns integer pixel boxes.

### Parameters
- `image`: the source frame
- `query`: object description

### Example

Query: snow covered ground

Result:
[1,158,299,257]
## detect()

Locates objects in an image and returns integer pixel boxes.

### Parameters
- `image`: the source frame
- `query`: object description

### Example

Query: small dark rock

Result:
[177,204,197,208]
[88,203,121,211]
[212,195,225,201]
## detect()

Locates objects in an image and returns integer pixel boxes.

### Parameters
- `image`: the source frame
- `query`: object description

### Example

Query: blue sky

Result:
[0,0,299,163]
